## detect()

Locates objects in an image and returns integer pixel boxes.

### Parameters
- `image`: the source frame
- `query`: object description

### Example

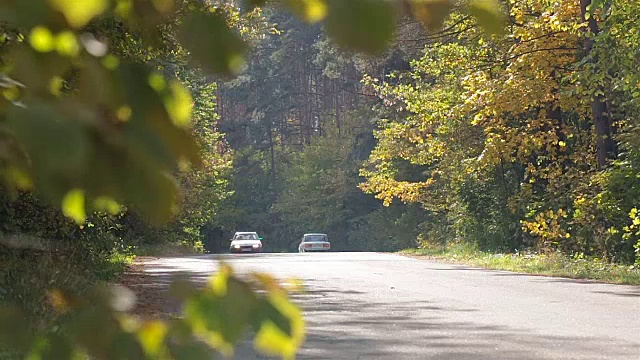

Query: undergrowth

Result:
[400,243,640,285]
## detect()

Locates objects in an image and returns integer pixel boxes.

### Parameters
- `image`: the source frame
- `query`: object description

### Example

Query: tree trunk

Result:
[268,123,276,178]
[579,0,616,168]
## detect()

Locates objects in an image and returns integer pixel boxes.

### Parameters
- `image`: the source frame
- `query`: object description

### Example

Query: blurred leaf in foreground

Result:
[325,0,395,54]
[467,0,505,35]
[286,0,328,23]
[0,265,305,359]
[407,0,454,31]
[179,11,248,75]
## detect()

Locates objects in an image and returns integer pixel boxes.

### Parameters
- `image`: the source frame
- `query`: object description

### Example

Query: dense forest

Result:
[213,0,640,264]
[211,11,426,252]
[0,0,639,358]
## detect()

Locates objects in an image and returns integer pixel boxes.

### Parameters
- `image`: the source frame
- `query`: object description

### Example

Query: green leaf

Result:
[286,0,328,23]
[150,0,175,14]
[110,332,147,359]
[253,295,305,359]
[0,0,53,28]
[325,0,395,54]
[123,158,179,224]
[169,341,212,360]
[6,166,33,190]
[179,12,247,75]
[183,275,258,355]
[6,100,90,196]
[0,305,34,353]
[62,188,86,224]
[8,46,71,93]
[48,0,109,28]
[40,333,75,360]
[468,0,505,35]
[116,63,201,167]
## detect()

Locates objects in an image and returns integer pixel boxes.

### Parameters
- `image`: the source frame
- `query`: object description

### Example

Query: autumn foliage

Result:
[360,0,640,264]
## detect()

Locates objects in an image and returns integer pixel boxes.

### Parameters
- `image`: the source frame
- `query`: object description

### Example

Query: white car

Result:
[298,233,331,252]
[230,232,263,253]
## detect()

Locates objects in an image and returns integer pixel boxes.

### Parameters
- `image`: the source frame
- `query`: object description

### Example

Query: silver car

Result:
[230,232,263,253]
[298,233,331,252]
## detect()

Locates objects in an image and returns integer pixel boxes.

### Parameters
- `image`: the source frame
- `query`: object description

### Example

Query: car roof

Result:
[303,233,327,236]
[235,232,258,234]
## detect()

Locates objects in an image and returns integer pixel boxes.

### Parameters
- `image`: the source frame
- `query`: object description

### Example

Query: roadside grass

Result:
[0,247,134,330]
[95,251,136,281]
[0,248,134,360]
[399,243,640,285]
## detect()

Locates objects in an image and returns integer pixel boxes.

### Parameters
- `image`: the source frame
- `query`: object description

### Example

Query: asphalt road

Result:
[140,252,640,359]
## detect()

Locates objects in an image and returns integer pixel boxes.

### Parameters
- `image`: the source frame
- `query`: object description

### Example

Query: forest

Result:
[215,0,640,264]
[1,0,639,358]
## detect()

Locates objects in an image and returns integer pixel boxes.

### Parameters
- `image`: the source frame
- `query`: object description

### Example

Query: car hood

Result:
[231,240,262,246]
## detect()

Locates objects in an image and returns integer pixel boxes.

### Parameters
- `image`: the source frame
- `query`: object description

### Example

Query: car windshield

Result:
[235,233,259,240]
[304,235,327,242]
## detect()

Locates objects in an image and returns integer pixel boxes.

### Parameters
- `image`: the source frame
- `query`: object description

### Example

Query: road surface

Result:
[138,252,640,359]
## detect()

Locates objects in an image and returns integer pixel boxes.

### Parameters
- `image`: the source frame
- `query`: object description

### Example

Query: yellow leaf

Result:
[203,332,233,356]
[148,73,166,92]
[2,86,21,102]
[29,26,55,52]
[94,196,122,215]
[254,295,305,359]
[209,263,232,295]
[287,0,328,23]
[49,76,64,96]
[115,105,132,122]
[137,321,168,357]
[62,188,86,224]
[55,31,80,56]
[48,0,109,28]
[253,272,285,294]
[166,81,193,127]
[254,321,294,358]
[283,278,305,292]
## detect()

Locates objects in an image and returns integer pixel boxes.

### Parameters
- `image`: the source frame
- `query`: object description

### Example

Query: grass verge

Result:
[95,251,136,281]
[399,243,640,285]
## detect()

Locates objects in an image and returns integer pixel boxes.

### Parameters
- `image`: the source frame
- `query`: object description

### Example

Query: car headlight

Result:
[233,244,240,248]
[253,244,260,248]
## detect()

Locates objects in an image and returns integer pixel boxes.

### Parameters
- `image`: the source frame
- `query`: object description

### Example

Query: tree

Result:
[360,0,640,263]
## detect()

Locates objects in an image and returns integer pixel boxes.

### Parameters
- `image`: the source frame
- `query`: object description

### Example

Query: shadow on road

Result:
[233,284,640,360]
[124,256,640,359]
